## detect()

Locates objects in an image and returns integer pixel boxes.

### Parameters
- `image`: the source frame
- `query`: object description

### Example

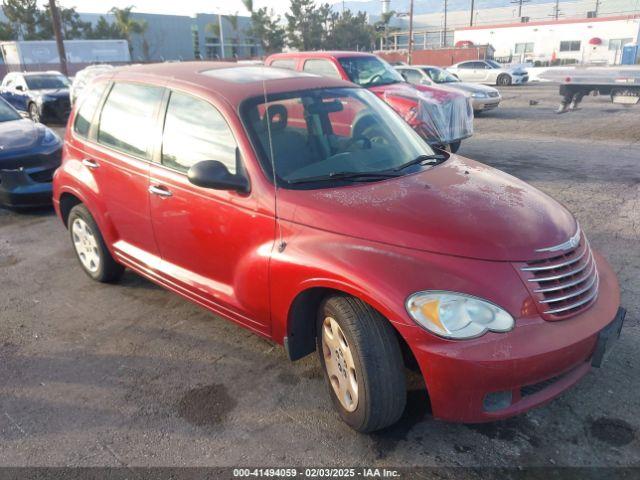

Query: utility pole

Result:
[469,0,474,26]
[444,0,448,46]
[48,0,67,76]
[511,0,530,18]
[553,0,560,20]
[594,0,600,17]
[408,0,414,64]
[218,13,225,59]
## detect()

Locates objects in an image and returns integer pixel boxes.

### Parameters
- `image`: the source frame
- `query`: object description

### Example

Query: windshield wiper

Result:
[286,171,401,185]
[391,154,448,172]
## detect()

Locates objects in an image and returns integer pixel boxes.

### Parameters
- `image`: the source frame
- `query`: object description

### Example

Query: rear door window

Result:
[98,82,164,158]
[271,59,297,70]
[303,59,341,79]
[161,91,238,174]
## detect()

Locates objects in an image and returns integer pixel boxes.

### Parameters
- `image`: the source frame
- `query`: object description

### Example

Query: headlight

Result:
[405,291,514,339]
[41,128,60,147]
[471,92,487,98]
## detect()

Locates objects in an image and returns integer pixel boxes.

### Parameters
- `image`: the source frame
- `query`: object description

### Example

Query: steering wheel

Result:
[346,135,372,150]
[366,74,383,85]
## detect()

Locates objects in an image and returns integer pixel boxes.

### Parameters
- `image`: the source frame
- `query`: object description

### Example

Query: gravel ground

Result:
[0,83,638,470]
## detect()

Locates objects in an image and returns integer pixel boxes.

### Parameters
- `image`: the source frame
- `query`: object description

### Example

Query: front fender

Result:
[269,221,533,347]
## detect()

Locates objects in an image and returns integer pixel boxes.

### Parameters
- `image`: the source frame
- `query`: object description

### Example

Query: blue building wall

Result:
[193,14,261,60]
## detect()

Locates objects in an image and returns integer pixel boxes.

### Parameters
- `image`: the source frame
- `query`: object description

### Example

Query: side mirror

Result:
[15,85,24,91]
[188,160,249,193]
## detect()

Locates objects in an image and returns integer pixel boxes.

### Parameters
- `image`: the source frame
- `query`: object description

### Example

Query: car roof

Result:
[268,51,376,60]
[109,61,356,105]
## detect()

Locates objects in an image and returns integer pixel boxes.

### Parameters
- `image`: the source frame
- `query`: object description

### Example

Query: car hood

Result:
[441,82,499,95]
[369,81,463,103]
[33,88,69,99]
[278,155,577,262]
[0,119,38,151]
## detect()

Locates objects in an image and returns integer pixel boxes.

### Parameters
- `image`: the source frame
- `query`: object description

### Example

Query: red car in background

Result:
[265,51,474,153]
[54,62,623,433]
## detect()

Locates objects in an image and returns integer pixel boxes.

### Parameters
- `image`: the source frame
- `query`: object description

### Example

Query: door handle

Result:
[81,158,99,169]
[149,185,173,198]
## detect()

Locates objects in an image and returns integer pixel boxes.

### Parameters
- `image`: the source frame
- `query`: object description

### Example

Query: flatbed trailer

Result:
[540,67,640,111]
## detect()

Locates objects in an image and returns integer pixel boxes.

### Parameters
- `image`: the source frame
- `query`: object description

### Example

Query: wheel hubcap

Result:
[322,316,359,412]
[71,218,100,273]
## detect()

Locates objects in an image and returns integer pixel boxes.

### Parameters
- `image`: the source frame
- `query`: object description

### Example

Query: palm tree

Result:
[110,6,147,58]
[226,12,240,58]
[241,0,253,13]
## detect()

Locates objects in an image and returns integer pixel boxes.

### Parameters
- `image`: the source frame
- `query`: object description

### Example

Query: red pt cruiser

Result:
[53,62,624,433]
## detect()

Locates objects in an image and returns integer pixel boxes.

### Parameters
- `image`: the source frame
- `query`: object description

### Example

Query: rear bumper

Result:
[0,166,56,207]
[406,252,621,423]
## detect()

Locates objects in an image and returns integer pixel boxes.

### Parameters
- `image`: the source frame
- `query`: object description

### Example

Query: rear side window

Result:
[73,82,107,138]
[271,59,296,70]
[458,62,474,69]
[303,59,341,79]
[161,91,237,174]
[98,82,163,158]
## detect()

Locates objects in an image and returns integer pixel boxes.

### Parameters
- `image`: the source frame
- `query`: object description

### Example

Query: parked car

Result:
[70,64,114,106]
[396,65,501,113]
[0,97,62,207]
[0,71,71,123]
[53,62,623,433]
[447,60,529,86]
[265,51,473,153]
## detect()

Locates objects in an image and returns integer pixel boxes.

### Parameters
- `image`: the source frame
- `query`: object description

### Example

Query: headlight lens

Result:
[406,291,514,339]
[41,128,60,146]
[471,92,487,98]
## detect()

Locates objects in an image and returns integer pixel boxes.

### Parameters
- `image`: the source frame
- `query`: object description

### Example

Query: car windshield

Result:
[24,74,69,90]
[0,99,20,122]
[242,87,442,189]
[486,60,502,69]
[338,56,404,88]
[423,67,460,83]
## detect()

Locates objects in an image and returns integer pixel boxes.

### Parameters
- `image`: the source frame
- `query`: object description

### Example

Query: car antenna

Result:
[262,69,286,253]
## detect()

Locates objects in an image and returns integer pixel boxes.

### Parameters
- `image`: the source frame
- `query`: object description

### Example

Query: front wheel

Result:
[68,204,124,283]
[28,103,40,123]
[497,74,512,86]
[317,295,407,432]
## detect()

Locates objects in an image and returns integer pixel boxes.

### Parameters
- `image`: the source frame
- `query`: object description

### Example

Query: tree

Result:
[245,7,285,55]
[0,21,15,40]
[2,0,40,40]
[374,10,397,49]
[86,16,123,40]
[36,2,92,40]
[109,6,147,57]
[328,10,374,51]
[285,0,332,51]
[226,12,240,57]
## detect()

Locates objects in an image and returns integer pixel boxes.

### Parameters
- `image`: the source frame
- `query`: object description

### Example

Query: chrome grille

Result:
[519,234,599,319]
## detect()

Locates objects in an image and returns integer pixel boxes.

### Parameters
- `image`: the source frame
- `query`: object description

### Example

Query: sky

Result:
[54,0,295,16]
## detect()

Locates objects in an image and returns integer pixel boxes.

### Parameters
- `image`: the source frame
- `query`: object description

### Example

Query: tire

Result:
[497,74,512,86]
[68,204,124,283]
[28,103,40,123]
[448,140,461,153]
[316,295,406,433]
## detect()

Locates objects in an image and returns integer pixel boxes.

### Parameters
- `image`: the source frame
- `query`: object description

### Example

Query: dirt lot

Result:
[0,83,638,469]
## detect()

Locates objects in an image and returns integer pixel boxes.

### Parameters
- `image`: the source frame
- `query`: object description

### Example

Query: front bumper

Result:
[405,251,621,423]
[472,97,501,111]
[0,166,57,207]
[512,75,529,85]
[40,98,71,123]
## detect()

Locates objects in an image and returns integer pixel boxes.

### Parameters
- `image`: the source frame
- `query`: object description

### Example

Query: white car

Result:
[396,65,502,113]
[447,60,529,86]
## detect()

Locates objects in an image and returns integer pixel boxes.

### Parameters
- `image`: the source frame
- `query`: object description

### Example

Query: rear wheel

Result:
[28,103,40,123]
[317,295,406,432]
[68,204,124,283]
[497,74,512,86]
